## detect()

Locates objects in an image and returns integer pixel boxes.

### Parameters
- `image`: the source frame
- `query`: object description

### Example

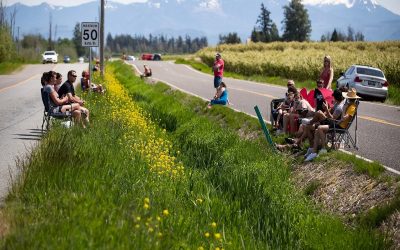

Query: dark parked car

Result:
[63,55,71,63]
[141,53,162,61]
[153,53,162,61]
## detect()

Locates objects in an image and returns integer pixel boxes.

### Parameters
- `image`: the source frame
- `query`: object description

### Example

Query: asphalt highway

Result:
[0,63,88,203]
[130,60,400,172]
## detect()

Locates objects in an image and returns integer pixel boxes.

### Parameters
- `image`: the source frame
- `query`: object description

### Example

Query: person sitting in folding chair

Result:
[42,71,83,126]
[58,70,90,127]
[305,88,360,161]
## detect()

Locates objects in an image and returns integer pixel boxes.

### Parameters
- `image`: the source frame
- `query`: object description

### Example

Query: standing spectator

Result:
[212,53,224,89]
[319,55,334,89]
[58,70,90,125]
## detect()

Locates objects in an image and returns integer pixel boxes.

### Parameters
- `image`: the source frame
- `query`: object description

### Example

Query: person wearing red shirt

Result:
[212,53,224,89]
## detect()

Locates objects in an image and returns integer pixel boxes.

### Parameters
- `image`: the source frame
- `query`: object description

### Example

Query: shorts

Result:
[50,106,62,114]
[214,76,222,88]
[321,119,342,129]
[210,99,227,105]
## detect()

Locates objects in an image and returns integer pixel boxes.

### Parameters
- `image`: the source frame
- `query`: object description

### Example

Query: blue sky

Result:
[5,0,400,15]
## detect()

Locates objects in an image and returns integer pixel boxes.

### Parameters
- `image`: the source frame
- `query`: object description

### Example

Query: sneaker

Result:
[304,148,313,158]
[305,152,318,162]
[318,148,328,155]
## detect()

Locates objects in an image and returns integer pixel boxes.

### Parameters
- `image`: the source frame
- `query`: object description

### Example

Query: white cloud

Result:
[302,0,379,8]
[198,0,221,11]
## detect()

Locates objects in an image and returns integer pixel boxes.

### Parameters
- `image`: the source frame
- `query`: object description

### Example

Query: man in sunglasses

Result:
[58,70,84,106]
[58,70,90,124]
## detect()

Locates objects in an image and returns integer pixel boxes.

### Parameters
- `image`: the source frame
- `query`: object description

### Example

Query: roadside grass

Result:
[0,61,391,249]
[0,62,23,75]
[357,191,400,228]
[175,57,400,105]
[113,61,391,248]
[318,151,385,179]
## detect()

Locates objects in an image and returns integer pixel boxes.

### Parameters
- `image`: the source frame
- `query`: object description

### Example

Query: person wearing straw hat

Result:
[305,88,360,161]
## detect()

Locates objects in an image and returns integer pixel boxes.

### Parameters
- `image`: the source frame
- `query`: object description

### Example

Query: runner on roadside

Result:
[212,53,224,90]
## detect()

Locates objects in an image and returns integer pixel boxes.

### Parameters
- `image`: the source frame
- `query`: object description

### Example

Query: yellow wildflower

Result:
[163,209,169,216]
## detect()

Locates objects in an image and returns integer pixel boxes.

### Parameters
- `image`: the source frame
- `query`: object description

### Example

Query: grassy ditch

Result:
[0,61,390,249]
[0,62,23,75]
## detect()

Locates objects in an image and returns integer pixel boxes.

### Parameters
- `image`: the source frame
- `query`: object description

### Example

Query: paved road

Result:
[130,60,400,172]
[0,63,88,203]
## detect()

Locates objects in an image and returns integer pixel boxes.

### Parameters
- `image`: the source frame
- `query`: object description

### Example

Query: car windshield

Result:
[356,67,384,77]
[45,52,55,55]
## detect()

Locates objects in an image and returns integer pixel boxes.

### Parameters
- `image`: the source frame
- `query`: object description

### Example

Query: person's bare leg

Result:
[318,125,329,149]
[72,110,81,124]
[283,113,290,134]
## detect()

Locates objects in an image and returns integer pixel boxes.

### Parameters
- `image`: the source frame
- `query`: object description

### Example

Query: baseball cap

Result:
[215,53,221,57]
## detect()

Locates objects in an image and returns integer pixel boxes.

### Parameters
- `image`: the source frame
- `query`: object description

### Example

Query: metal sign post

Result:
[254,105,276,151]
[81,22,99,91]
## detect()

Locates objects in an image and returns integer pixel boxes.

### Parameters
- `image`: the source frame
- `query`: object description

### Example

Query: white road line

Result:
[338,149,400,175]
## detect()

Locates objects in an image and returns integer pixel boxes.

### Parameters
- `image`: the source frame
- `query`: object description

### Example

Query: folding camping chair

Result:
[41,88,73,132]
[326,100,359,150]
[270,98,286,128]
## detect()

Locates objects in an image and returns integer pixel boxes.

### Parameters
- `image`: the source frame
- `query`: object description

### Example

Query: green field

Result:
[0,61,391,249]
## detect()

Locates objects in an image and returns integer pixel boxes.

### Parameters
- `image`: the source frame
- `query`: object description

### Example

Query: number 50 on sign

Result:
[81,22,99,47]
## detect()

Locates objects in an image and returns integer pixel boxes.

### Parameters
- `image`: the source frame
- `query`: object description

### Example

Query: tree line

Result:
[105,33,208,54]
[218,0,364,45]
[0,0,17,63]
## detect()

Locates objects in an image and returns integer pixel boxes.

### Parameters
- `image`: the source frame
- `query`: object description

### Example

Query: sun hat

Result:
[342,88,361,99]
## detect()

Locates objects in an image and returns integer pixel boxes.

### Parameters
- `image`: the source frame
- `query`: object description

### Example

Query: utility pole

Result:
[17,26,20,55]
[100,0,105,77]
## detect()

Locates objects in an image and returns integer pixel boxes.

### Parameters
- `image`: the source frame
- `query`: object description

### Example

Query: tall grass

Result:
[198,41,400,87]
[0,62,23,74]
[0,61,390,249]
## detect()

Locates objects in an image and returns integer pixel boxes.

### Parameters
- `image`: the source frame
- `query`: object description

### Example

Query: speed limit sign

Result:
[81,22,99,47]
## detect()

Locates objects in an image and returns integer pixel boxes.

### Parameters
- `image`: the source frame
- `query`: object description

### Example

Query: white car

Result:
[337,65,389,100]
[78,57,84,63]
[42,51,58,64]
[126,55,135,61]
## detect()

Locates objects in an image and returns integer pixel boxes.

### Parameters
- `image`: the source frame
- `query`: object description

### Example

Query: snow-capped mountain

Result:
[5,0,400,44]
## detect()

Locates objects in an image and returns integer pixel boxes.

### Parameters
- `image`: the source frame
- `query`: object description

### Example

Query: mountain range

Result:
[6,0,400,44]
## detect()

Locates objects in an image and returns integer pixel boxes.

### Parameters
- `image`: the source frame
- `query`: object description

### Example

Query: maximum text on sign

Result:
[81,22,99,47]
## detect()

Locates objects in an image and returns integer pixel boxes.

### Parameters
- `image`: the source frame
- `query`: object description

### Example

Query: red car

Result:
[141,53,153,60]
